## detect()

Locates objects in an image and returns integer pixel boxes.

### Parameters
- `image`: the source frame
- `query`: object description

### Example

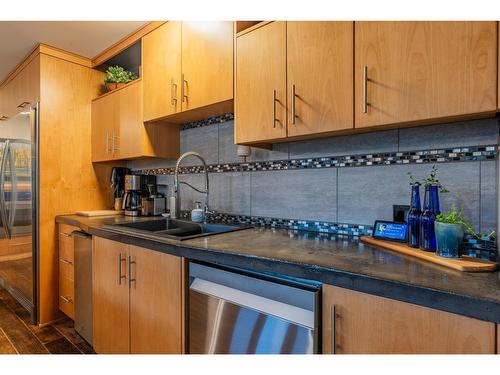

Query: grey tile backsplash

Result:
[129,116,500,232]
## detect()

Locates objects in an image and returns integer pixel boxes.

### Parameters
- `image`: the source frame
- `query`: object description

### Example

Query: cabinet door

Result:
[142,21,182,122]
[355,22,497,128]
[92,237,130,354]
[235,22,287,143]
[91,93,116,162]
[287,21,353,137]
[181,21,233,111]
[323,284,495,354]
[129,245,182,354]
[116,80,144,159]
[1,56,40,119]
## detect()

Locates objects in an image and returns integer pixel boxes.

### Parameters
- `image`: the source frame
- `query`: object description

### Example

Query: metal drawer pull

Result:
[171,78,177,105]
[17,101,30,109]
[273,90,278,128]
[291,84,298,124]
[61,232,72,237]
[118,253,126,285]
[127,256,136,288]
[181,73,188,103]
[0,116,8,121]
[60,295,72,304]
[60,258,73,265]
[331,305,336,354]
[363,66,368,114]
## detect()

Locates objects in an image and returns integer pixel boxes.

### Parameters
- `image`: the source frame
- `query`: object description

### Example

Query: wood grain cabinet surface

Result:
[142,21,182,122]
[92,236,183,354]
[235,21,287,143]
[235,21,354,144]
[142,21,233,124]
[355,21,497,129]
[91,79,179,162]
[286,21,354,137]
[322,284,496,354]
[58,223,79,320]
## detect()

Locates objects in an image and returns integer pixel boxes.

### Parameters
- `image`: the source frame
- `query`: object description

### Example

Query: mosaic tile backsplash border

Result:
[135,145,497,175]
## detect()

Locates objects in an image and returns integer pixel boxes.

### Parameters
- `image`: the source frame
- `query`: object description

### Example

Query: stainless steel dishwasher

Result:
[73,231,93,345]
[189,262,321,354]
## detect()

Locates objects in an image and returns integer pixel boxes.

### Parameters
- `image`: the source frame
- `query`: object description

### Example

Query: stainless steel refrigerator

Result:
[0,105,38,322]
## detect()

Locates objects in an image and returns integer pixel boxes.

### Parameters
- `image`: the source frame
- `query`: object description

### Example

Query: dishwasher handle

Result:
[190,277,315,329]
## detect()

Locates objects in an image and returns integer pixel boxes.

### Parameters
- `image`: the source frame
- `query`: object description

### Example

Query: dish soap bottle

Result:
[191,202,204,223]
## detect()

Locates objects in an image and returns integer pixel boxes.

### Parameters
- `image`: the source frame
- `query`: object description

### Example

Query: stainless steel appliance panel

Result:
[74,231,93,345]
[189,263,320,354]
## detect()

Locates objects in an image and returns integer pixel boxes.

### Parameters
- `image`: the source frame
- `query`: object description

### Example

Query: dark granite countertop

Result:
[56,214,500,323]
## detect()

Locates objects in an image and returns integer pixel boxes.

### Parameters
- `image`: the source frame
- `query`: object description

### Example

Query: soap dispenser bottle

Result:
[191,201,204,223]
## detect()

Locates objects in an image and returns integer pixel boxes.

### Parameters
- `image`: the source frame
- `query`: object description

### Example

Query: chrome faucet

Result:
[171,151,213,220]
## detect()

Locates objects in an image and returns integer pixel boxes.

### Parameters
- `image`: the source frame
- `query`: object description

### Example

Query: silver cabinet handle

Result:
[17,101,30,109]
[273,90,278,128]
[60,295,72,304]
[113,133,119,155]
[181,73,188,103]
[118,253,126,285]
[61,232,72,237]
[127,255,136,288]
[0,116,8,121]
[331,305,337,354]
[291,84,298,124]
[171,78,177,105]
[60,258,73,265]
[363,66,368,114]
[106,132,110,155]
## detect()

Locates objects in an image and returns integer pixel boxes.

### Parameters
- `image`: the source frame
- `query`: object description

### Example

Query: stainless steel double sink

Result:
[104,218,252,241]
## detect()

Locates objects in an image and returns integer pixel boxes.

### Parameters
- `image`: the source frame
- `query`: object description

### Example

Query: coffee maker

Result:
[110,167,130,210]
[122,174,157,216]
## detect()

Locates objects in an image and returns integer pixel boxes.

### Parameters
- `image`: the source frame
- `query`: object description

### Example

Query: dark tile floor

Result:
[0,286,94,354]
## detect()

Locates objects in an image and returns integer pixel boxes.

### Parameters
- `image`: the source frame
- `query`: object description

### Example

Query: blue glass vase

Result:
[420,185,440,252]
[407,185,421,248]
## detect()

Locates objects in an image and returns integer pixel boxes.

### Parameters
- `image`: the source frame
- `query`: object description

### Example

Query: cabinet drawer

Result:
[59,257,74,281]
[59,276,74,319]
[58,234,74,263]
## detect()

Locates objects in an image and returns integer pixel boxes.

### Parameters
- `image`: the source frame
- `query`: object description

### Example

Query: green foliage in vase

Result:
[104,66,138,84]
[436,205,495,240]
[422,165,449,193]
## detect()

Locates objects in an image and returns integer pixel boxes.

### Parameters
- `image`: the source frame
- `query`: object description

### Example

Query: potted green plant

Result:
[104,66,138,92]
[434,205,467,258]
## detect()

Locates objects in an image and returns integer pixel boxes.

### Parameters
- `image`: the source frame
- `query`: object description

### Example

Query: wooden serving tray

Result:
[76,210,124,217]
[360,236,498,272]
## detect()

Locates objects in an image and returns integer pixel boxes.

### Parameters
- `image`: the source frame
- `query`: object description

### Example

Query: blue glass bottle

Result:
[407,185,421,248]
[420,185,439,252]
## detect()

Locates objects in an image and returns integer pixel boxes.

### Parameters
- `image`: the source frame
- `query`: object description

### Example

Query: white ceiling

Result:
[0,21,148,82]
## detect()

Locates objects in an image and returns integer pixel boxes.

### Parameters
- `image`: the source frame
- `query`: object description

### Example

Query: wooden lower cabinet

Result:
[497,325,500,354]
[92,237,130,354]
[322,284,496,354]
[58,224,78,319]
[92,236,183,354]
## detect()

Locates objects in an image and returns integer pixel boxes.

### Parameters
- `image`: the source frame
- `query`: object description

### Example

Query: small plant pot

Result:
[105,82,126,92]
[435,221,464,258]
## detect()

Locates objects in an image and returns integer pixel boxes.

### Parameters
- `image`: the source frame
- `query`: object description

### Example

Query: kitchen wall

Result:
[129,115,500,234]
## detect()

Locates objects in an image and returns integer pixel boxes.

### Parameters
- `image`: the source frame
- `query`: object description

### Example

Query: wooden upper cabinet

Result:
[287,21,354,137]
[181,21,233,111]
[355,21,497,129]
[235,22,287,143]
[0,56,40,120]
[92,237,130,354]
[142,21,182,121]
[91,89,116,162]
[129,245,182,354]
[91,79,179,162]
[323,284,496,354]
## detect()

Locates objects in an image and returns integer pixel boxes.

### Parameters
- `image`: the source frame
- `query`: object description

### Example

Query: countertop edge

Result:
[81,223,500,324]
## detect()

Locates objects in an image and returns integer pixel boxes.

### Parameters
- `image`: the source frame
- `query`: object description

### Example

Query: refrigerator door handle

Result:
[0,140,11,239]
[8,142,17,233]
